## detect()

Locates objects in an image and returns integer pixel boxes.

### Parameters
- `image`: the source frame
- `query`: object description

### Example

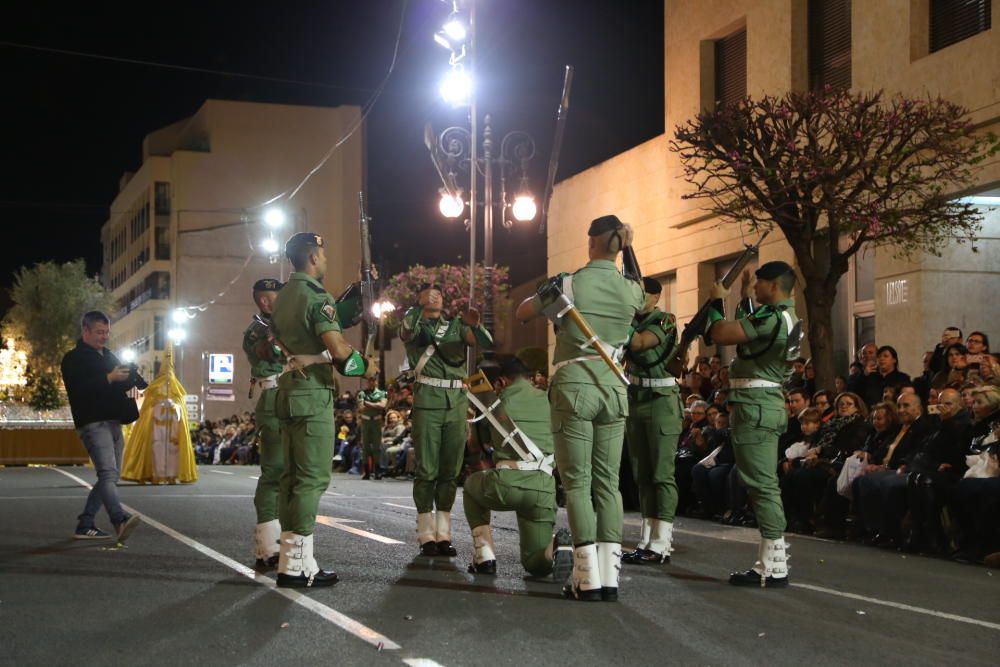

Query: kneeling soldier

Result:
[463,356,573,580]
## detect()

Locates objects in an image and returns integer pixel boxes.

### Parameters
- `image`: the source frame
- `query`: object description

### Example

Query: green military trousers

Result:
[275,388,335,536]
[626,392,682,522]
[253,387,283,523]
[551,382,628,545]
[411,404,467,513]
[463,468,557,576]
[360,418,382,465]
[729,401,787,539]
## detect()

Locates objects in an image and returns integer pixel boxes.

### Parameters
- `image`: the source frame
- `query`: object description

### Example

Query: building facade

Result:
[102,99,365,421]
[547,0,999,377]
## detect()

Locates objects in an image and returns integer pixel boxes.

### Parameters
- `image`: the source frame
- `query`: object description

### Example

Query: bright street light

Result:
[442,18,467,42]
[438,190,465,218]
[371,301,396,318]
[167,327,187,344]
[263,208,286,228]
[171,308,190,324]
[440,67,472,106]
[120,348,136,363]
[260,237,280,254]
[511,195,538,222]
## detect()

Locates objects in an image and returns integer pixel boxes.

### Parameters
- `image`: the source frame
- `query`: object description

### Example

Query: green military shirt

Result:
[402,308,492,410]
[357,388,387,419]
[271,272,342,391]
[625,308,679,403]
[242,314,285,379]
[728,297,797,406]
[489,378,554,463]
[537,259,643,386]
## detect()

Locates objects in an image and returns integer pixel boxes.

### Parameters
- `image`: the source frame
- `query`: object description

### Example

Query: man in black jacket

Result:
[853,393,936,547]
[60,311,143,541]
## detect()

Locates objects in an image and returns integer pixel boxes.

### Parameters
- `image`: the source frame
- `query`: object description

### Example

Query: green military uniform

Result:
[542,259,643,547]
[624,306,683,551]
[463,377,558,576]
[357,385,387,473]
[726,296,797,540]
[271,271,343,537]
[242,313,285,525]
[401,308,492,515]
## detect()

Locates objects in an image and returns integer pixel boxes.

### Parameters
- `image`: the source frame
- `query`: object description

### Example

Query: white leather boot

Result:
[435,510,457,556]
[416,512,436,555]
[254,519,281,570]
[469,524,497,574]
[597,542,622,601]
[276,532,338,588]
[729,536,790,588]
[646,520,674,563]
[562,543,601,601]
[622,518,653,564]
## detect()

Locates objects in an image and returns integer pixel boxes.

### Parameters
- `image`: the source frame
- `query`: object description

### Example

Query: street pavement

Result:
[1,464,998,667]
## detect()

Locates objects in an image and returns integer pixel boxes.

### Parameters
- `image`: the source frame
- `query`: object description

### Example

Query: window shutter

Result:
[808,0,852,90]
[715,29,747,108]
[930,0,992,53]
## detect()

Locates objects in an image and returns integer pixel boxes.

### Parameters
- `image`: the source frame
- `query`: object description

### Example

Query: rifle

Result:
[538,65,574,236]
[252,314,307,379]
[671,230,770,368]
[358,191,378,359]
[622,246,642,283]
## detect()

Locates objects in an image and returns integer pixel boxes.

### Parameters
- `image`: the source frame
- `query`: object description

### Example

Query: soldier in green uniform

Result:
[399,283,493,556]
[271,232,378,588]
[705,261,801,588]
[516,215,644,602]
[621,276,684,565]
[463,356,573,580]
[242,278,286,570]
[357,376,387,480]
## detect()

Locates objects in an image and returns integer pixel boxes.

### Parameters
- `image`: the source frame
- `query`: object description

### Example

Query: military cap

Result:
[418,283,443,292]
[497,354,531,378]
[252,278,283,293]
[588,214,625,236]
[755,261,796,281]
[284,232,324,257]
[642,276,663,295]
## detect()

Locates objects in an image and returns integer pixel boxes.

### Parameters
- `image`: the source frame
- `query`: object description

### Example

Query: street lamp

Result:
[371,300,396,387]
[438,189,465,218]
[259,236,280,254]
[263,208,286,228]
[167,327,187,344]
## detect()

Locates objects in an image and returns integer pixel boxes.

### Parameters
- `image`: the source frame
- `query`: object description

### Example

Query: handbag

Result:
[837,455,866,499]
[697,445,724,469]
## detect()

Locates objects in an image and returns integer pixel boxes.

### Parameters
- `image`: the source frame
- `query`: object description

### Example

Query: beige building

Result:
[547,0,999,378]
[102,99,366,421]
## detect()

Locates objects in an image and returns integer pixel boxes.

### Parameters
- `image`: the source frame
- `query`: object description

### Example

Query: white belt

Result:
[496,455,555,476]
[255,375,278,390]
[729,378,781,389]
[628,375,677,388]
[552,354,602,371]
[417,375,465,390]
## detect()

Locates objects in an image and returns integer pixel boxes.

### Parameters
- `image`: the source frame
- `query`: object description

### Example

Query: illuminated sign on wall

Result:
[209,353,234,384]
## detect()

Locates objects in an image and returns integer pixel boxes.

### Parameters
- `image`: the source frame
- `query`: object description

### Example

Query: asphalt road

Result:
[1,464,999,667]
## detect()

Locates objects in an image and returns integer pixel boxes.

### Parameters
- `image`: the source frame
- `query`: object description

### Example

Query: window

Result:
[155,182,171,215]
[931,0,991,52]
[154,316,165,351]
[715,29,747,108]
[808,0,852,90]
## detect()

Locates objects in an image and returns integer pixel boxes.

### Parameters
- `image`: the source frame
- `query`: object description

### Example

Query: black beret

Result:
[588,215,624,236]
[755,261,796,281]
[497,355,530,378]
[418,283,443,292]
[252,278,283,293]
[284,232,324,257]
[642,277,662,295]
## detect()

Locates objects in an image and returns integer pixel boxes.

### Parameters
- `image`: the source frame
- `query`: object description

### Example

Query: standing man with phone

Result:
[60,311,144,542]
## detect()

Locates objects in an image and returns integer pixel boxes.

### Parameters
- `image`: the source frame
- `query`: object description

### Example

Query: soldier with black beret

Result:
[705,259,802,588]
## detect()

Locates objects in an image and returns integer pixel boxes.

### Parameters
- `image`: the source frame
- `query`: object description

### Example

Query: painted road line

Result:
[383,502,416,510]
[249,475,260,480]
[208,470,234,475]
[50,467,402,651]
[316,514,405,545]
[403,659,447,667]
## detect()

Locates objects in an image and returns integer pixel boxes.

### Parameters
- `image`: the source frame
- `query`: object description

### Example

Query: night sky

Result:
[0,1,664,316]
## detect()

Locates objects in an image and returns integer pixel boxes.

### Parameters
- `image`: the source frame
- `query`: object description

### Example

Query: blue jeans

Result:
[77,420,127,528]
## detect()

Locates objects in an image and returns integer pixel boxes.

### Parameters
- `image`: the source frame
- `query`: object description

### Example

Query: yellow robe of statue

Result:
[121,345,198,484]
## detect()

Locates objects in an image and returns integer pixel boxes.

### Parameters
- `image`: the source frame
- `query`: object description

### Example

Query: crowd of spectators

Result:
[192,412,259,465]
[668,327,1000,567]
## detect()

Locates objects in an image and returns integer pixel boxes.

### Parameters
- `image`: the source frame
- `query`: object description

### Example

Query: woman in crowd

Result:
[333,410,360,472]
[690,410,733,519]
[675,400,711,515]
[950,386,1000,563]
[379,409,407,473]
[931,343,970,390]
[781,392,871,534]
[849,345,911,408]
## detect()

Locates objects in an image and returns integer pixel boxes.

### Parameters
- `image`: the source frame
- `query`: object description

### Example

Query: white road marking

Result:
[50,467,402,651]
[249,475,260,480]
[316,515,404,545]
[0,494,254,500]
[403,660,447,667]
[791,583,1000,631]
[383,502,415,510]
[208,470,234,475]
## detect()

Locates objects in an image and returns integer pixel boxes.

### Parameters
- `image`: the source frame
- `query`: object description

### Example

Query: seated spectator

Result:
[813,390,833,421]
[333,410,359,471]
[834,376,847,395]
[675,400,711,515]
[779,388,811,454]
[960,382,980,413]
[949,386,1000,563]
[849,345,911,408]
[854,394,936,548]
[785,357,807,391]
[901,388,972,554]
[779,406,822,477]
[931,343,971,390]
[802,359,817,397]
[379,410,407,472]
[929,326,963,376]
[690,410,734,518]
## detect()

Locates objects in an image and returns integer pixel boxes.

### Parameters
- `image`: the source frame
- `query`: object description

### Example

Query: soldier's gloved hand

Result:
[536,276,563,307]
[740,269,753,298]
[710,281,730,300]
[363,357,380,380]
[461,307,481,327]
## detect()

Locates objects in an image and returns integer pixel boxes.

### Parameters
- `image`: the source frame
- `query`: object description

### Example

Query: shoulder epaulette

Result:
[307,282,326,294]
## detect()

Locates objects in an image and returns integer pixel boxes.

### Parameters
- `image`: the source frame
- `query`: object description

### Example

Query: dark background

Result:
[0,0,664,316]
